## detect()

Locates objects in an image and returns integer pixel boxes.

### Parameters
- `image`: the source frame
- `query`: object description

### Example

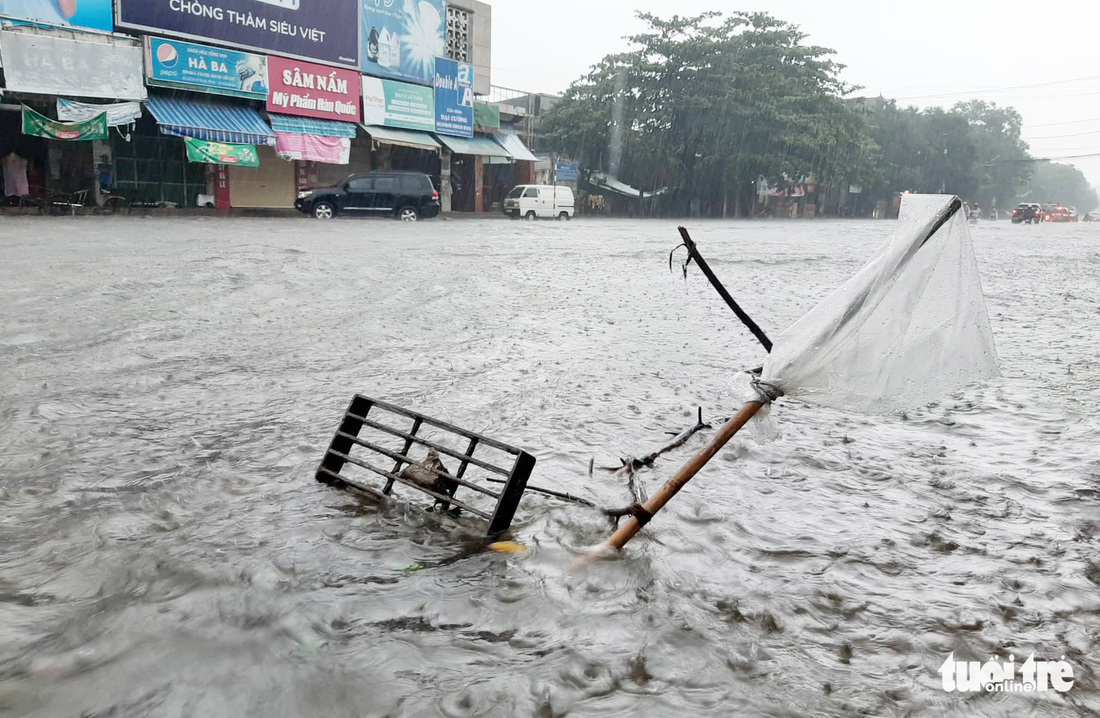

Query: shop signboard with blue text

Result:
[117,0,359,68]
[434,57,473,138]
[361,0,444,85]
[145,37,268,100]
[362,76,434,132]
[0,0,113,32]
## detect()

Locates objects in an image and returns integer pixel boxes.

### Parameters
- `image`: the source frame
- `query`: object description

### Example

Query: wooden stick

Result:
[598,400,765,554]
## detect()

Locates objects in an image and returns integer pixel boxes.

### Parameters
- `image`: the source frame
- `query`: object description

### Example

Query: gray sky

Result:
[490,0,1100,191]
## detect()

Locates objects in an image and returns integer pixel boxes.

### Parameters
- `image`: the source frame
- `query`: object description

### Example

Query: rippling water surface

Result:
[1,215,1097,717]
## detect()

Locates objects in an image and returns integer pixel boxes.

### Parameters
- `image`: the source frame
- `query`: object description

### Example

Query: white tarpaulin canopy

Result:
[57,99,142,127]
[589,172,667,198]
[761,194,999,413]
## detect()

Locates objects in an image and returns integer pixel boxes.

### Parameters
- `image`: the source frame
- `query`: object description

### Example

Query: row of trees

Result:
[540,12,1097,217]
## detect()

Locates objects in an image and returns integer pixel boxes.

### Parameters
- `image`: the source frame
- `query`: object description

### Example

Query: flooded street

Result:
[0,215,1097,717]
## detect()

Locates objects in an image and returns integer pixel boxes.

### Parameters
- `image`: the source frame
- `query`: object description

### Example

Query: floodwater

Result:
[0,214,1096,718]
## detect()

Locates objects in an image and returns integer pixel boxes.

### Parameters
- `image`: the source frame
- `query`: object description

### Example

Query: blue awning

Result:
[144,96,275,146]
[268,114,357,138]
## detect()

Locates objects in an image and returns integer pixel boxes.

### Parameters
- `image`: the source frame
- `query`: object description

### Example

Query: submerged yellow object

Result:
[488,541,530,555]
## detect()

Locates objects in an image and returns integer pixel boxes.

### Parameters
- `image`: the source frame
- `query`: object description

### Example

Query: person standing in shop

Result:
[0,0,77,25]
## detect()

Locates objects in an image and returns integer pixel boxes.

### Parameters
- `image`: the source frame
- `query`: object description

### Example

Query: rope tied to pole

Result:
[750,378,784,404]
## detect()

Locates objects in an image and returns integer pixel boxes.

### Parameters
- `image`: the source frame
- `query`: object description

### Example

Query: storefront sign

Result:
[117,0,359,68]
[0,0,113,32]
[275,132,350,165]
[57,99,142,127]
[266,56,361,123]
[555,162,579,182]
[0,30,146,100]
[185,137,260,166]
[22,105,107,141]
[361,76,434,132]
[360,0,443,85]
[474,102,500,131]
[434,57,473,138]
[146,37,268,100]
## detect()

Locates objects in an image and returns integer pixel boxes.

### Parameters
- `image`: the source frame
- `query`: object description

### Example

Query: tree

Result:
[1025,162,1098,211]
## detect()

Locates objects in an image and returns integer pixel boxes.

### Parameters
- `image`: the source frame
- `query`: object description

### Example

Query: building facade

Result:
[0,1,539,215]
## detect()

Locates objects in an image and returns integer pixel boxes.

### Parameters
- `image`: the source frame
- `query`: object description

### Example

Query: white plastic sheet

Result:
[761,194,999,413]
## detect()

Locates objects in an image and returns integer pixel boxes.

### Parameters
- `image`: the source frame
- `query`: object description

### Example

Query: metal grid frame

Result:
[316,395,536,537]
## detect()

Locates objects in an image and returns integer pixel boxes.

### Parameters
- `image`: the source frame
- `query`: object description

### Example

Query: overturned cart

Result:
[316,396,536,538]
[316,194,1000,555]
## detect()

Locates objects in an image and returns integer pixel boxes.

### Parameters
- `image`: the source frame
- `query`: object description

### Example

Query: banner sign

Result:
[117,0,359,68]
[361,76,434,132]
[184,137,259,166]
[474,102,500,131]
[266,56,361,123]
[361,0,443,85]
[22,105,107,141]
[555,162,579,182]
[0,0,113,32]
[275,132,350,165]
[146,37,268,100]
[57,99,142,127]
[433,57,473,138]
[0,31,146,100]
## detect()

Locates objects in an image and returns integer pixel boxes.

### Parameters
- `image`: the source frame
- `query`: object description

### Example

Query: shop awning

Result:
[361,125,440,151]
[269,114,357,138]
[494,132,539,162]
[435,134,512,159]
[144,96,276,146]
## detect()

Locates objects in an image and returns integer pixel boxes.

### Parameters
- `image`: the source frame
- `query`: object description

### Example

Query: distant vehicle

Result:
[1084,211,1100,222]
[503,185,576,220]
[1044,205,1077,222]
[295,171,440,221]
[1011,203,1043,224]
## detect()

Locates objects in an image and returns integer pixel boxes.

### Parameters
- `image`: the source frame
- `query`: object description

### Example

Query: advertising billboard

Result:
[0,30,146,100]
[117,0,359,68]
[361,0,444,86]
[0,0,113,32]
[146,37,269,100]
[267,56,361,123]
[434,57,473,138]
[362,76,434,132]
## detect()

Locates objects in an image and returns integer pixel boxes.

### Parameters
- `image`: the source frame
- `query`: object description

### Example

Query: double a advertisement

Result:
[117,0,359,67]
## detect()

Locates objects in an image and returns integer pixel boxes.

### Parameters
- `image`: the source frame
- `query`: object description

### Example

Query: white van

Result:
[503,185,575,220]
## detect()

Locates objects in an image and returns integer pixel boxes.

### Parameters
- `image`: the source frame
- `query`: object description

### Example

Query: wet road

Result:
[0,215,1097,717]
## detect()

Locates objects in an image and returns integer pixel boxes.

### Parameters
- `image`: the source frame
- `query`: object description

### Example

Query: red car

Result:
[1044,205,1078,222]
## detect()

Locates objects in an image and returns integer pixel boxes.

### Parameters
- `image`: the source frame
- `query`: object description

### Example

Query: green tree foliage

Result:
[542,12,1058,217]
[1025,162,1099,211]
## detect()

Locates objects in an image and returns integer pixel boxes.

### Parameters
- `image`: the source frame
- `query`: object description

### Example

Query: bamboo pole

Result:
[596,399,765,554]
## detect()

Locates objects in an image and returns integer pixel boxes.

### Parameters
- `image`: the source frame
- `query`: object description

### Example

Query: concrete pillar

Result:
[441,150,452,213]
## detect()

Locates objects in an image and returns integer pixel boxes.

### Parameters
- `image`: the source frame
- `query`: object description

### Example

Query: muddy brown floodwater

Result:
[0,215,1097,717]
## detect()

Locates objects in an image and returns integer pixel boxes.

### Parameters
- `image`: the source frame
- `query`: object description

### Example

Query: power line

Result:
[1026,116,1100,129]
[1024,129,1100,141]
[893,74,1100,101]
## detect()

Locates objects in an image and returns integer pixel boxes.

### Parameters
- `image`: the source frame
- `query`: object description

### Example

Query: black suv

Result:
[1011,203,1043,224]
[295,171,441,221]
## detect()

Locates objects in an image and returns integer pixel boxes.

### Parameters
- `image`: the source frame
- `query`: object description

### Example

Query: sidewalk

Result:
[1,206,511,220]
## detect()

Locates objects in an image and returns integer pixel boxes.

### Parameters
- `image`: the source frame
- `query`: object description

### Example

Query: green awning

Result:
[435,134,512,159]
[361,125,441,151]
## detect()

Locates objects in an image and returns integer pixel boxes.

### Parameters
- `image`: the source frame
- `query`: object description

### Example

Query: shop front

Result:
[360,75,443,197]
[0,27,145,206]
[435,134,511,213]
[143,94,279,208]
